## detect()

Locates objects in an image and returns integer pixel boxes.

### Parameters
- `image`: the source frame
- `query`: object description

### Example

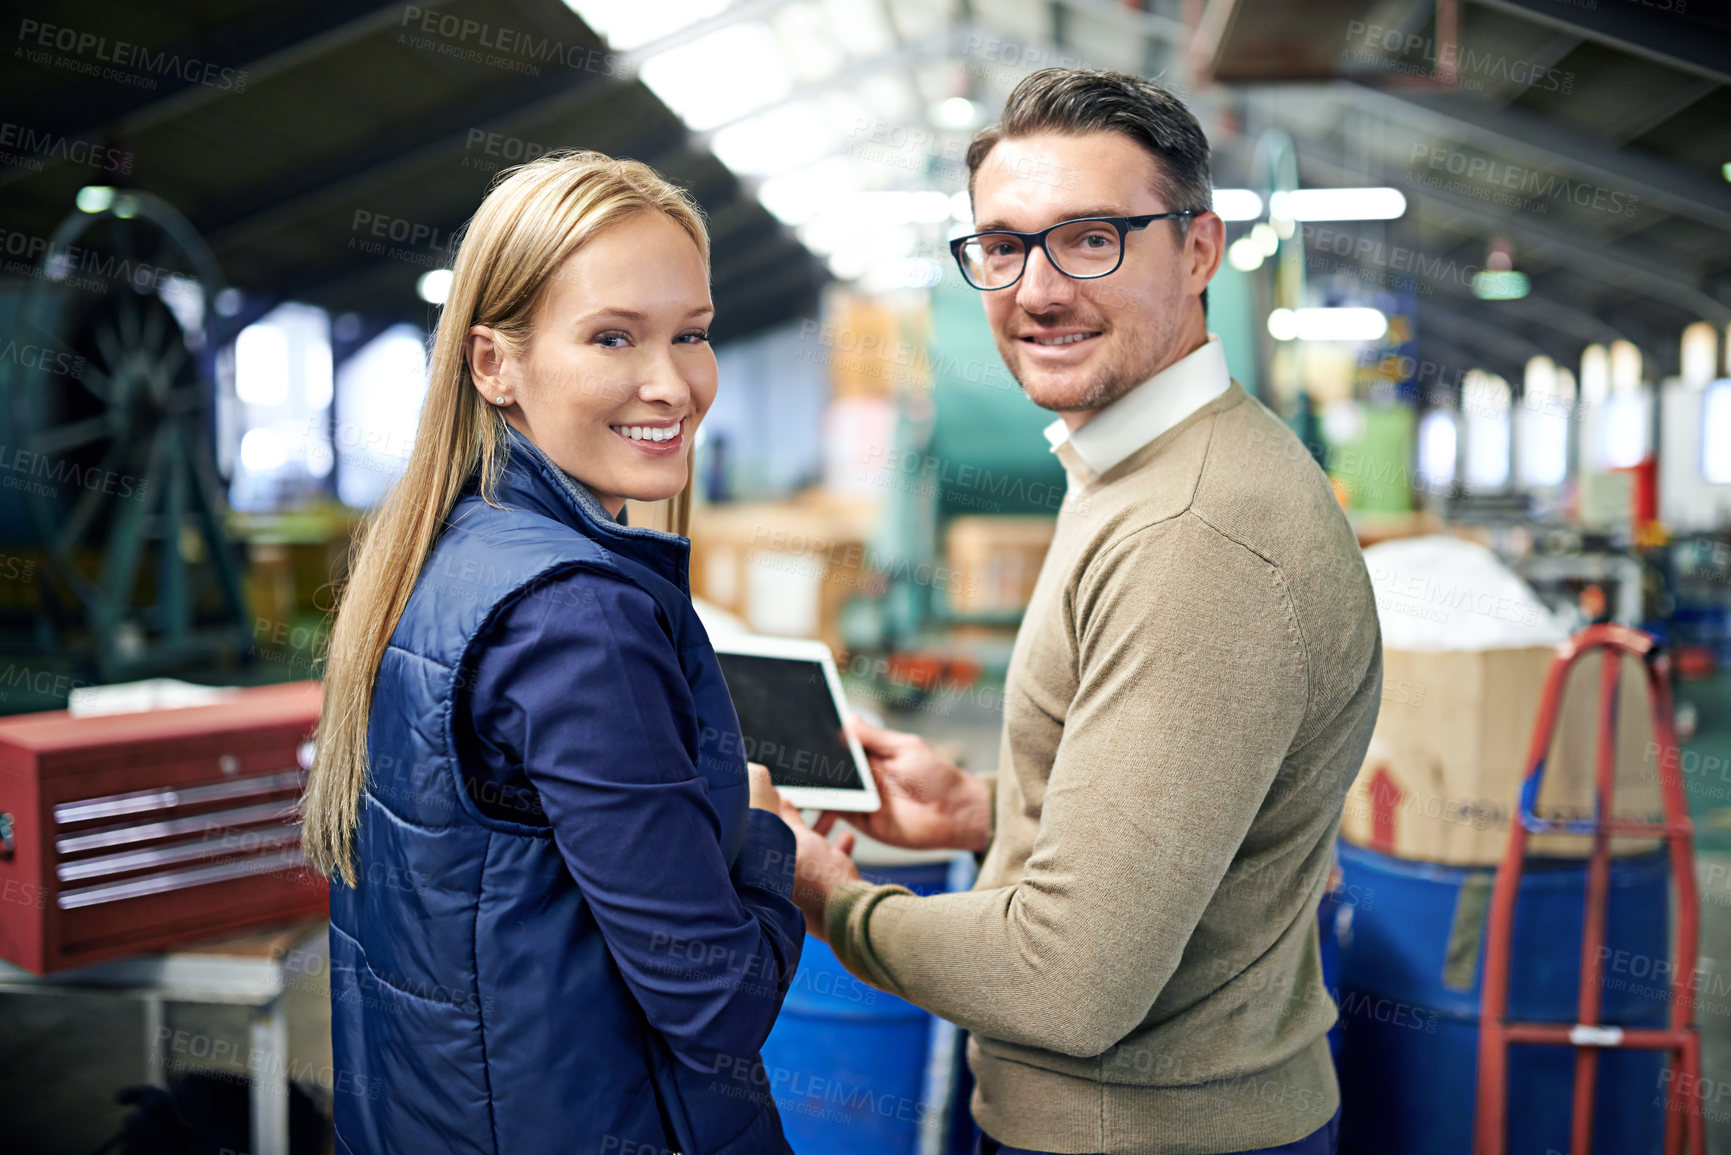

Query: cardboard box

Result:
[945,515,1056,617]
[689,499,884,658]
[1340,646,1663,864]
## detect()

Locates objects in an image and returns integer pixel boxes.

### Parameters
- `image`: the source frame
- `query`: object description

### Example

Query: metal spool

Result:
[0,189,249,683]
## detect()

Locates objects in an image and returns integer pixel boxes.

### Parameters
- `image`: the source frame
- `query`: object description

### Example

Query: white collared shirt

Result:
[1043,333,1231,491]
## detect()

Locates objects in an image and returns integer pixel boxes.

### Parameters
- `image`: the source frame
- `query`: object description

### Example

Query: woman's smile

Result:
[608,415,685,455]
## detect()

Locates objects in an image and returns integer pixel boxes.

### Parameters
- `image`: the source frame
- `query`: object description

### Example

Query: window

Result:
[1705,380,1731,485]
[226,303,334,512]
[334,325,429,509]
[1463,371,1511,491]
[1417,408,1458,489]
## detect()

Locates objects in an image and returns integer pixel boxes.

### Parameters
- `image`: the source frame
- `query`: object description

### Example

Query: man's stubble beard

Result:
[1000,310,1176,414]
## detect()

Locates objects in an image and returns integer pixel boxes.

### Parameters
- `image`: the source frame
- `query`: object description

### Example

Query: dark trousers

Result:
[974,1105,1340,1155]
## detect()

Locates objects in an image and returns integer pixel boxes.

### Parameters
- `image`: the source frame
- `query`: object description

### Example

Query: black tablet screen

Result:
[715,653,865,791]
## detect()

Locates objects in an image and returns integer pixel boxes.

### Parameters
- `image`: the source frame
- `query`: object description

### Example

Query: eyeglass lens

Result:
[957,220,1124,288]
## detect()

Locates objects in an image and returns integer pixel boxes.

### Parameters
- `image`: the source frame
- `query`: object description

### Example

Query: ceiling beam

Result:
[199,65,637,252]
[1293,114,1731,322]
[1604,75,1719,144]
[1473,0,1731,86]
[1346,83,1731,235]
[1415,294,1546,362]
[601,0,805,76]
[0,0,413,188]
[1412,335,1515,386]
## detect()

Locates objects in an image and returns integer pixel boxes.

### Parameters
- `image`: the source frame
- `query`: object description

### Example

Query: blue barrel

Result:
[1334,841,1670,1155]
[1317,872,1344,1064]
[760,858,965,1154]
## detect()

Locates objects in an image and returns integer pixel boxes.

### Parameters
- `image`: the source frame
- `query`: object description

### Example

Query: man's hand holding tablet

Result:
[824,717,992,854]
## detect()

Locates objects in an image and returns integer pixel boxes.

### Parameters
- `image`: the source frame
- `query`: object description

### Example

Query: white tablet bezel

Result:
[711,634,882,813]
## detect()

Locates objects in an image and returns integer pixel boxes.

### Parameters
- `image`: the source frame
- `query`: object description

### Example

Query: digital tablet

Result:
[711,635,882,813]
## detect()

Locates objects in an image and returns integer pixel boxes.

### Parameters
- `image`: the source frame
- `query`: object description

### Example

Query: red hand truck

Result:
[1475,623,1703,1155]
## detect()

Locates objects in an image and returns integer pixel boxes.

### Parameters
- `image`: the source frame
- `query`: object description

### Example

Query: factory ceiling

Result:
[2,0,1727,388]
[0,0,828,343]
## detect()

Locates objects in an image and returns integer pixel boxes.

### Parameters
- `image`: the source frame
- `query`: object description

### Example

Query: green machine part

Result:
[877,264,1275,641]
[869,276,1065,641]
[1324,402,1417,514]
[925,277,1068,521]
[1205,261,1260,399]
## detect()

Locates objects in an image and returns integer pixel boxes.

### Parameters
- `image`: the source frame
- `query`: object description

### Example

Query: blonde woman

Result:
[302,152,804,1155]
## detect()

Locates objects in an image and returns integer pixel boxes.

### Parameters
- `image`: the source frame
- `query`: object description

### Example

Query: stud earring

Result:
[496,396,507,405]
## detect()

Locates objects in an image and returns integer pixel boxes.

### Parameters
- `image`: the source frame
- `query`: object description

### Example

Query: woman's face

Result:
[469,211,717,516]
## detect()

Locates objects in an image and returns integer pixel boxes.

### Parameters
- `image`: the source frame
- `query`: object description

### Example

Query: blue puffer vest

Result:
[328,428,790,1155]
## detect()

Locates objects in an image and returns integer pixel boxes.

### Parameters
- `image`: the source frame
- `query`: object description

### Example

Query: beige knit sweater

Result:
[825,382,1383,1154]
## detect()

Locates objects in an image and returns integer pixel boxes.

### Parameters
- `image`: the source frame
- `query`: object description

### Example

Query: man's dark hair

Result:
[965,67,1213,235]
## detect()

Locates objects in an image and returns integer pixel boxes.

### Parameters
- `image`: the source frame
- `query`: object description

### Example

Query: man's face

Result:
[968,130,1220,415]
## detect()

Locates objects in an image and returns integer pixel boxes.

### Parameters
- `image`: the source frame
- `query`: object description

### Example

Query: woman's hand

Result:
[778,799,858,940]
[747,762,782,813]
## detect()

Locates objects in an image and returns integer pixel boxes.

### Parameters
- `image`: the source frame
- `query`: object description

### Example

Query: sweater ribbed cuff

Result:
[823,878,913,996]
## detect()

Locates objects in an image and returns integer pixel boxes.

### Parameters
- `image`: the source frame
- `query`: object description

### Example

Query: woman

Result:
[301,151,805,1155]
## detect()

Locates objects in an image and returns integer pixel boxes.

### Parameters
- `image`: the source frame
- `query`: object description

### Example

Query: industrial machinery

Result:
[0,189,250,686]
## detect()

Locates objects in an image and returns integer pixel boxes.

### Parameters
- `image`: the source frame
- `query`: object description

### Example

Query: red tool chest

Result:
[0,681,327,974]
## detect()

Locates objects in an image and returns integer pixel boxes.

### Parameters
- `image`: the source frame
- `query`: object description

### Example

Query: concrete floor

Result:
[0,672,1726,1153]
[0,955,335,1154]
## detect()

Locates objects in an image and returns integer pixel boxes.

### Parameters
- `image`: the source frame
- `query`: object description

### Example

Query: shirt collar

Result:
[1043,333,1231,485]
[493,425,689,588]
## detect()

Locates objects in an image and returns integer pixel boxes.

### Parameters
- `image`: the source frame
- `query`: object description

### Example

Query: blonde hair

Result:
[303,151,708,883]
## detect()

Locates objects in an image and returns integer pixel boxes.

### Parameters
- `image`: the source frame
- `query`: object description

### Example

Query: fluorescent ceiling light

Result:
[417,269,453,305]
[768,1,845,82]
[852,190,952,224]
[1465,368,1511,412]
[1609,339,1642,393]
[1267,307,1388,342]
[710,103,830,177]
[235,323,290,406]
[822,0,895,58]
[1226,237,1264,272]
[1681,321,1718,389]
[239,428,287,473]
[1417,410,1458,486]
[933,97,980,130]
[1580,344,1609,405]
[1524,355,1557,402]
[639,23,791,132]
[76,186,115,213]
[1268,187,1406,221]
[1472,270,1529,300]
[858,257,944,294]
[1211,188,1262,221]
[756,158,863,226]
[1704,383,1731,483]
[561,0,731,52]
[802,218,917,261]
[793,190,951,235]
[305,341,334,410]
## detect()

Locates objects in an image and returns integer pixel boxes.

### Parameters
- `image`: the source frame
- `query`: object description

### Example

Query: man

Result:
[778,68,1382,1155]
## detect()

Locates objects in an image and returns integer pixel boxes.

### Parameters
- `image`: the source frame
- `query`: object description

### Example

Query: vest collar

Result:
[494,424,690,589]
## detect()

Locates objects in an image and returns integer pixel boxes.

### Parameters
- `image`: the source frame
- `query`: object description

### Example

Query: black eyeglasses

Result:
[949,211,1198,291]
